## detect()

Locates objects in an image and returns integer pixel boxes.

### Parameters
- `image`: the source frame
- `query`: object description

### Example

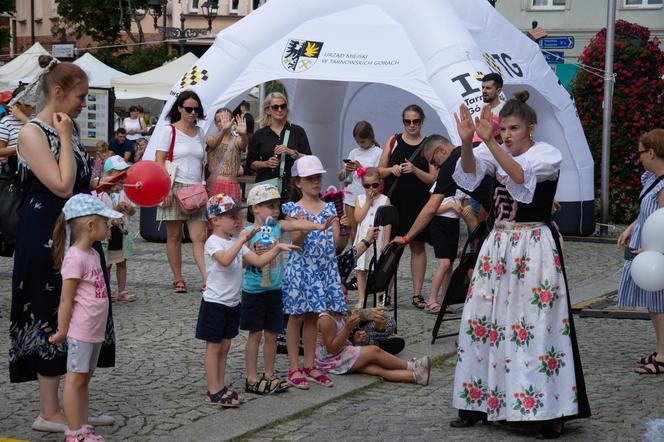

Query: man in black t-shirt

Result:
[392,134,461,246]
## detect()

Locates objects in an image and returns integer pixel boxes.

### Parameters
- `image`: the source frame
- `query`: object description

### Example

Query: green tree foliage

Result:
[0,0,15,48]
[571,20,664,223]
[53,0,149,44]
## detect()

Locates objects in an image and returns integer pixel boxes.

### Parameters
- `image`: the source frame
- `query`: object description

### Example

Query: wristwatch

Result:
[289,150,299,160]
[360,239,372,248]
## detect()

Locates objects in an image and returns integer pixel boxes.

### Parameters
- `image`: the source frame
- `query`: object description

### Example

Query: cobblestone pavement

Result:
[0,229,646,441]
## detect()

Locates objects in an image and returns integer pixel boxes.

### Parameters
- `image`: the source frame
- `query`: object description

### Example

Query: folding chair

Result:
[363,205,404,332]
[431,221,488,344]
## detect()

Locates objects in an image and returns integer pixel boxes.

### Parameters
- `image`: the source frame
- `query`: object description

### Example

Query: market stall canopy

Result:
[111,52,199,100]
[74,53,127,88]
[0,42,50,90]
[146,0,595,234]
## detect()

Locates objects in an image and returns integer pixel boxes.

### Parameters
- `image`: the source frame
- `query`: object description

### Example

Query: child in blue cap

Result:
[49,194,123,442]
[195,193,299,407]
[97,155,136,302]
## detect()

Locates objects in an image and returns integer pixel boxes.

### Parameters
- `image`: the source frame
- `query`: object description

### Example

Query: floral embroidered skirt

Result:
[453,221,581,421]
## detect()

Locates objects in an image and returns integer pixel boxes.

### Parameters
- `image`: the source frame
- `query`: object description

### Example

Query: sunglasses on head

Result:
[362,182,381,189]
[182,106,200,114]
[270,103,288,111]
[403,118,422,126]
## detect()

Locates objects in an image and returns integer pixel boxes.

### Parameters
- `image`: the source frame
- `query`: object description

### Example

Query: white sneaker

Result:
[88,413,115,426]
[32,415,67,432]
[412,355,432,386]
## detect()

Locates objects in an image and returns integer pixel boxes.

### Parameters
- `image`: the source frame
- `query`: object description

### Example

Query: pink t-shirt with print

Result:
[60,246,109,343]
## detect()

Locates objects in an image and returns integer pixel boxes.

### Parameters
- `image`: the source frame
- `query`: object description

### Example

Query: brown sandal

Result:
[173,280,187,294]
[412,295,427,309]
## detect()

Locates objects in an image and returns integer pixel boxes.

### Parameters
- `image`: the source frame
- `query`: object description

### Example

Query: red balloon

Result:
[124,161,171,207]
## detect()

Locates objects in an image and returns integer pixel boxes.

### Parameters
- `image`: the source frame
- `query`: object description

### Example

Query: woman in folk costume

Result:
[449,93,589,439]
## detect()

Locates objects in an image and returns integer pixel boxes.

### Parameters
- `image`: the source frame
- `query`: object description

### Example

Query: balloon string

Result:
[123,182,143,189]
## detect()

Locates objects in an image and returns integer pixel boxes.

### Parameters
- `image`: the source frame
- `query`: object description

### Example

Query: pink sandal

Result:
[303,366,334,387]
[117,291,136,302]
[287,368,310,390]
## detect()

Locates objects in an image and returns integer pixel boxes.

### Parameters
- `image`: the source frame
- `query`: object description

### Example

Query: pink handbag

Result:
[175,184,208,214]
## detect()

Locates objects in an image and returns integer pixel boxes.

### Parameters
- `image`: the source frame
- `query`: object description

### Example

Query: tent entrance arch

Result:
[146,0,595,235]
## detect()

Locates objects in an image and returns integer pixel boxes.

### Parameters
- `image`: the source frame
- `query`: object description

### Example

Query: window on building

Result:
[530,0,567,10]
[624,0,663,7]
[189,0,199,13]
[230,0,240,13]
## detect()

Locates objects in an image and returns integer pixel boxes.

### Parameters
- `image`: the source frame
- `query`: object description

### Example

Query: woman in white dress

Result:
[450,93,589,439]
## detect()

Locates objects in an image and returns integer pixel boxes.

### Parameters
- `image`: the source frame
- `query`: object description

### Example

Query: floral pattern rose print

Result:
[512,255,530,280]
[477,255,492,279]
[460,378,487,406]
[488,321,505,348]
[553,249,562,273]
[561,318,570,336]
[531,279,559,310]
[494,257,507,280]
[509,231,520,247]
[510,318,535,348]
[486,386,506,416]
[466,276,476,301]
[467,316,490,344]
[512,385,544,416]
[530,228,541,242]
[538,346,567,377]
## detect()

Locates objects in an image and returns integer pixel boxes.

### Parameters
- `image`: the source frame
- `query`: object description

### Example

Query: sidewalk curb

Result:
[165,338,457,442]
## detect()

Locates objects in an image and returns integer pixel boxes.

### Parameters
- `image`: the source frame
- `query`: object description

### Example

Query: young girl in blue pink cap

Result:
[281,155,350,390]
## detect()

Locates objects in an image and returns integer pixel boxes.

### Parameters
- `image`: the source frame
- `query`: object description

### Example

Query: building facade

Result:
[496,0,664,62]
[7,0,263,60]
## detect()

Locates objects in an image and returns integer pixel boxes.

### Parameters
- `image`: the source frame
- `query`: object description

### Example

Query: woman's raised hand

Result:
[235,114,247,135]
[454,104,476,144]
[474,104,495,143]
[53,112,73,139]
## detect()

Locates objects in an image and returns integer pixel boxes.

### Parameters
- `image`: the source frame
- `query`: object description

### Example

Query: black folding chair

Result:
[431,221,488,344]
[363,205,404,332]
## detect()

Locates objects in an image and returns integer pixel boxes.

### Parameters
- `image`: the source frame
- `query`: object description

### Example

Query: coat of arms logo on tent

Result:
[282,39,324,73]
[180,65,209,88]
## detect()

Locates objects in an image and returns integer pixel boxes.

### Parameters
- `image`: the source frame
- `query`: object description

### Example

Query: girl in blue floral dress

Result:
[282,155,348,390]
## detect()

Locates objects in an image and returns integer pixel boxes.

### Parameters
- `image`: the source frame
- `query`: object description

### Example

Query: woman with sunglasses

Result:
[378,104,437,310]
[154,90,209,294]
[247,92,312,200]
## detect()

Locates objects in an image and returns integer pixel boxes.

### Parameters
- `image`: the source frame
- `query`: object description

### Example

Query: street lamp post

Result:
[146,0,219,55]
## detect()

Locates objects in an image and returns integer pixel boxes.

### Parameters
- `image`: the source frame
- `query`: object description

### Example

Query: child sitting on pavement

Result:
[316,308,431,384]
[196,193,299,407]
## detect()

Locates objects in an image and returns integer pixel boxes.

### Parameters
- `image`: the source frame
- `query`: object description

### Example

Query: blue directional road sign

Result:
[543,51,565,64]
[539,36,575,49]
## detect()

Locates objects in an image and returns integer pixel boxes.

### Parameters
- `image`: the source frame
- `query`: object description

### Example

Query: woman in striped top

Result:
[0,84,34,171]
[617,128,664,375]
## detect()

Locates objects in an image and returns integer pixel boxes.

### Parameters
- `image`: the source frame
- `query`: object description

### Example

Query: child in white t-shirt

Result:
[195,193,298,407]
[338,121,383,241]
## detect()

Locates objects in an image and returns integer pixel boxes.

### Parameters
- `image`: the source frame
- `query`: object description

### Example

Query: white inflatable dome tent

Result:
[146,0,595,235]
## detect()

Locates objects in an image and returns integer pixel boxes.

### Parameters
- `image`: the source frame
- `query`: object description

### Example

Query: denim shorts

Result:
[67,337,103,373]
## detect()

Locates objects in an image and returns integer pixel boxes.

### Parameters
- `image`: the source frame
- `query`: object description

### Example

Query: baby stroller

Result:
[431,221,488,344]
[362,205,404,332]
